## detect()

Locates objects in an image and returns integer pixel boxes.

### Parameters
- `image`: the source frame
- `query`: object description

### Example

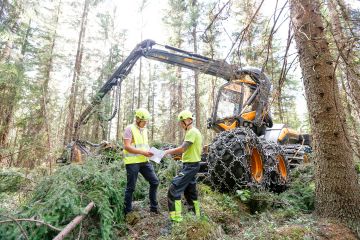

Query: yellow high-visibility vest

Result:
[123,124,149,165]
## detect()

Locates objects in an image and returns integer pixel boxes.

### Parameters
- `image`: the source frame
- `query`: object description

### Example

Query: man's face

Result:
[179,121,186,129]
[136,117,147,128]
[179,118,192,129]
[138,120,147,128]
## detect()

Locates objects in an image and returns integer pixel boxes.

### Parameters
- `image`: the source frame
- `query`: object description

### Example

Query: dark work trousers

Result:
[124,162,159,214]
[168,162,200,213]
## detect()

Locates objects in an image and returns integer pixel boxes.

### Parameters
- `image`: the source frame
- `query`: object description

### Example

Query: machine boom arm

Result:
[73,39,235,140]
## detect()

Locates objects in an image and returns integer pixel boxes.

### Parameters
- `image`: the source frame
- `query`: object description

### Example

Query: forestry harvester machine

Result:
[58,39,311,192]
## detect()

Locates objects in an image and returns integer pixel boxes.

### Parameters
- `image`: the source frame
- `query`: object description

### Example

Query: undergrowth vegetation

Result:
[0,158,146,239]
[0,148,181,240]
[2,154,356,239]
[0,168,30,193]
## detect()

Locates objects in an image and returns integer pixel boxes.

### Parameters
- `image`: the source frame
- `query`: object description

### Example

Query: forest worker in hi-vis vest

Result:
[163,110,202,223]
[123,108,159,215]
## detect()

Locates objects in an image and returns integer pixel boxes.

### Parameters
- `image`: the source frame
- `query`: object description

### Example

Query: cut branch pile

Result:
[0,158,131,240]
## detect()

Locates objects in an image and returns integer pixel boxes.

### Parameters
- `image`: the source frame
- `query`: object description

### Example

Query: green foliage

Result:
[0,63,22,86]
[278,164,315,212]
[160,215,224,240]
[132,175,149,201]
[156,158,180,184]
[220,194,240,214]
[355,161,360,174]
[246,164,315,215]
[236,189,252,203]
[0,168,29,193]
[196,173,318,240]
[198,184,245,218]
[98,144,123,163]
[0,159,128,240]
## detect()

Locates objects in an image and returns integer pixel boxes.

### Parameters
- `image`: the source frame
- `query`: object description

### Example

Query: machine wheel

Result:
[207,127,265,192]
[260,140,289,193]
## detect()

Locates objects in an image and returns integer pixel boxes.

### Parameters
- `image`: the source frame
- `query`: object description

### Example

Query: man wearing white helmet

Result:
[123,108,159,215]
[164,110,203,223]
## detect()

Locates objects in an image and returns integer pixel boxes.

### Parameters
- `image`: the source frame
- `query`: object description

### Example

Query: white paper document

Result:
[149,147,165,164]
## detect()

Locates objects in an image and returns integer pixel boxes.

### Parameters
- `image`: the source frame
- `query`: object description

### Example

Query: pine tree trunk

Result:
[192,0,201,130]
[340,74,360,157]
[0,0,23,61]
[107,90,115,140]
[170,81,176,142]
[147,64,151,112]
[290,0,360,224]
[146,64,154,141]
[0,39,12,62]
[0,16,29,158]
[206,30,217,121]
[116,83,122,141]
[9,127,18,167]
[131,76,136,125]
[64,0,89,144]
[0,5,19,62]
[137,2,145,109]
[137,58,142,108]
[41,0,62,173]
[0,90,15,148]
[328,0,360,119]
[123,80,131,127]
[176,65,183,142]
[277,98,284,122]
[92,117,100,142]
[151,76,155,142]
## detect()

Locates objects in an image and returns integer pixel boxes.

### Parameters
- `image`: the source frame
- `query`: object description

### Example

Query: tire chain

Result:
[205,127,265,192]
[260,139,289,192]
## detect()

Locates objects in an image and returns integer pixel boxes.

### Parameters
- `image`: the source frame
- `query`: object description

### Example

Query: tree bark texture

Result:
[0,4,22,149]
[290,0,360,224]
[328,0,360,120]
[64,0,89,144]
[191,0,201,130]
[137,58,142,108]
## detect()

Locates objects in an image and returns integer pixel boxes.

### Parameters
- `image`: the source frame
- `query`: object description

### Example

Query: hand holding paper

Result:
[149,147,165,164]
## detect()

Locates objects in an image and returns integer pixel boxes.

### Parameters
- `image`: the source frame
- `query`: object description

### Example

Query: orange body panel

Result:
[218,121,237,131]
[234,78,257,85]
[278,128,299,142]
[241,111,256,121]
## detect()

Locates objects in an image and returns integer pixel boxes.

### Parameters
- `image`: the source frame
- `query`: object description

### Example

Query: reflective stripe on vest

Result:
[123,124,149,165]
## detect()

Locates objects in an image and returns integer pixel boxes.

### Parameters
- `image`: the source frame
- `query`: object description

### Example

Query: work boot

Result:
[169,200,183,222]
[150,208,160,215]
[193,200,201,217]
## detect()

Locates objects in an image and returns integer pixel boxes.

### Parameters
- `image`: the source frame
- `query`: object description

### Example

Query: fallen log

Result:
[53,201,95,240]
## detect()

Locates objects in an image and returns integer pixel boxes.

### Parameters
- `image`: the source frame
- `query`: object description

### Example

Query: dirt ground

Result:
[119,189,359,240]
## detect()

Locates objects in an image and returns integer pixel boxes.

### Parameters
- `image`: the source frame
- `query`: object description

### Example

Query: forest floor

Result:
[120,184,358,240]
[1,159,359,239]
